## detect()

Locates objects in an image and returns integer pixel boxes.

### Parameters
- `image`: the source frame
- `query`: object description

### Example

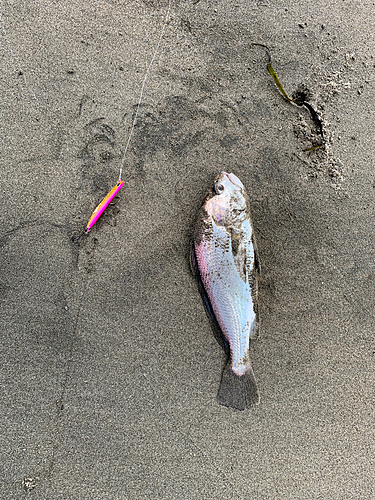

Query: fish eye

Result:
[213,183,224,195]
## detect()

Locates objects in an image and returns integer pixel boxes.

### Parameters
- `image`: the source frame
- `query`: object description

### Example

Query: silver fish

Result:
[191,172,260,410]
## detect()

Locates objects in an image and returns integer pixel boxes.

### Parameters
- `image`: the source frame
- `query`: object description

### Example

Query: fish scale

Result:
[196,220,254,373]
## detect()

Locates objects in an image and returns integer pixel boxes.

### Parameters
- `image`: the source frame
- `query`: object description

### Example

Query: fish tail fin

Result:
[217,361,260,410]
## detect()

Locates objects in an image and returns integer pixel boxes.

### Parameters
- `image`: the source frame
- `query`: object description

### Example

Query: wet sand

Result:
[1,1,374,498]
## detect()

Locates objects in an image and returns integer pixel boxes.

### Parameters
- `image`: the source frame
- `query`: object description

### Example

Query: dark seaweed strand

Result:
[302,101,325,141]
[251,43,325,151]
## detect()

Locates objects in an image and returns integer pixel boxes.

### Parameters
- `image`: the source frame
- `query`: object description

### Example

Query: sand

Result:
[1,0,374,498]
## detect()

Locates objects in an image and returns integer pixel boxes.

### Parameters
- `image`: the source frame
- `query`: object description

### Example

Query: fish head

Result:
[203,172,248,227]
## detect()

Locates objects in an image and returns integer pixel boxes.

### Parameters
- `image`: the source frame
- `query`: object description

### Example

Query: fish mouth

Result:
[221,171,245,190]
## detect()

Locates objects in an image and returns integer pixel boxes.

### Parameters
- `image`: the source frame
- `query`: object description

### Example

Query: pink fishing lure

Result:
[85,180,124,233]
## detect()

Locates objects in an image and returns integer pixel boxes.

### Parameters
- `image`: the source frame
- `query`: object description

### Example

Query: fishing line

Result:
[84,0,172,234]
[1,0,172,234]
[119,0,172,181]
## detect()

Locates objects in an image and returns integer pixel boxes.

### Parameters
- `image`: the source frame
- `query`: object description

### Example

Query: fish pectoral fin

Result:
[231,231,241,256]
[249,318,259,339]
[231,232,247,282]
[217,361,259,410]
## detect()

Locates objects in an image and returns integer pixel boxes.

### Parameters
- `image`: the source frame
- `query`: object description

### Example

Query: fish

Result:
[191,172,260,410]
